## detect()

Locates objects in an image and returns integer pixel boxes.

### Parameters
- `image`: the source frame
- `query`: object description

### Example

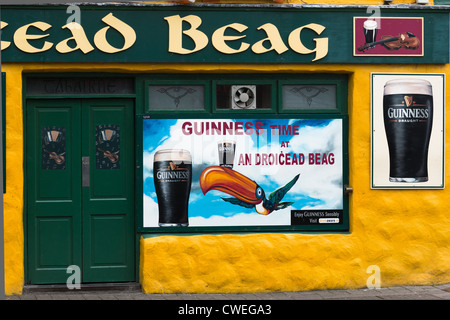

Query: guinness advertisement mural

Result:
[142,118,345,229]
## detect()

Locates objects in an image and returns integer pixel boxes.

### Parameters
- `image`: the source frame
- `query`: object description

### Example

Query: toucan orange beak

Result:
[200,166,263,205]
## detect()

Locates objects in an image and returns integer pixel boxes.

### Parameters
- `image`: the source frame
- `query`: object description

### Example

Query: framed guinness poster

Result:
[354,17,424,57]
[371,73,445,189]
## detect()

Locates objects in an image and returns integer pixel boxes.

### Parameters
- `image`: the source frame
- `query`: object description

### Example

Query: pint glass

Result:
[383,79,433,182]
[363,19,377,48]
[153,149,192,226]
[218,140,236,169]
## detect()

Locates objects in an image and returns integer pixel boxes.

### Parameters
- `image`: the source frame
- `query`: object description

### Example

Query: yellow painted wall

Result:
[3,64,25,296]
[138,64,450,293]
[2,63,449,294]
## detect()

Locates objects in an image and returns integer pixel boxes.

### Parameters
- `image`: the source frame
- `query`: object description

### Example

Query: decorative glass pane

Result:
[148,85,204,110]
[42,126,66,170]
[282,84,337,110]
[96,124,120,170]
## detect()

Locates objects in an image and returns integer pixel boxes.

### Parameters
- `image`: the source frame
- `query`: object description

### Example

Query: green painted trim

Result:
[22,78,29,284]
[135,114,145,237]
[141,231,352,239]
[434,0,450,5]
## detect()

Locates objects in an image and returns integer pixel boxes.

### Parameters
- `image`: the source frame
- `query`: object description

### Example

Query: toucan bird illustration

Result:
[199,166,300,215]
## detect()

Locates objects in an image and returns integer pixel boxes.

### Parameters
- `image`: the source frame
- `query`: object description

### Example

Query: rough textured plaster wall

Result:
[139,64,450,293]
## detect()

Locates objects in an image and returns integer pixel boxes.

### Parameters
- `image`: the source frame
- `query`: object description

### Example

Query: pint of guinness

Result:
[218,140,236,169]
[383,79,433,182]
[363,19,377,48]
[153,149,192,226]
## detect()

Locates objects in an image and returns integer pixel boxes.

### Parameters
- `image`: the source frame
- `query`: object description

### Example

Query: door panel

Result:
[37,217,73,266]
[82,99,135,282]
[27,100,82,284]
[27,98,135,284]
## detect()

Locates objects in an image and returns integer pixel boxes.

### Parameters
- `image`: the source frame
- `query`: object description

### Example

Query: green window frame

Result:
[137,73,349,233]
[434,0,450,4]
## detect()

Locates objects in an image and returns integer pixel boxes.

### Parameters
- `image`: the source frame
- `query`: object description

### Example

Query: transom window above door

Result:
[142,74,347,114]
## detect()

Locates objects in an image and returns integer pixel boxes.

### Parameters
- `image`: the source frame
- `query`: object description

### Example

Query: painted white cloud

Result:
[287,120,343,208]
[189,206,292,226]
[143,194,159,227]
[144,193,293,227]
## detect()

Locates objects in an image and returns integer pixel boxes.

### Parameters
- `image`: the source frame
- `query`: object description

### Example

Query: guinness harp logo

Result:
[404,95,413,107]
[169,161,179,170]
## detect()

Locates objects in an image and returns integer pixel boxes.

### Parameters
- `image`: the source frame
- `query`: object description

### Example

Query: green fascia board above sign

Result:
[0,4,448,64]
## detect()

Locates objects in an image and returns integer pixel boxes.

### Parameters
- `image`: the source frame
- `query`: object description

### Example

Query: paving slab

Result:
[5,283,450,300]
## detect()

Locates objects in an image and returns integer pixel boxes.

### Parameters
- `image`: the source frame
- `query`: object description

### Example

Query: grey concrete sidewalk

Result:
[5,282,450,300]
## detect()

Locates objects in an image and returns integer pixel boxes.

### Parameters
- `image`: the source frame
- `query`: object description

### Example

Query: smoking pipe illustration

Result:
[199,166,299,215]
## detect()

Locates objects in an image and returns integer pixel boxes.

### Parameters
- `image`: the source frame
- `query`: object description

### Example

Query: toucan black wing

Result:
[268,174,300,204]
[221,197,255,209]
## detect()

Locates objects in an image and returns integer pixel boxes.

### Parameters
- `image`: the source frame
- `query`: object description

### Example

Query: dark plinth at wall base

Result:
[23,282,141,293]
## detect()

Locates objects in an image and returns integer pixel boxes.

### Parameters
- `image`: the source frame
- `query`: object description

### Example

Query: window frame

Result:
[137,74,349,233]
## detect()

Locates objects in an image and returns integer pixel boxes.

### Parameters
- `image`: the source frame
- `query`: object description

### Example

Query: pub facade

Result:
[1,1,449,295]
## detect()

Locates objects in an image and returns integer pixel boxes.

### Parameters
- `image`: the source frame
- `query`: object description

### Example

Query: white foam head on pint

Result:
[364,19,377,30]
[384,79,432,96]
[154,149,191,163]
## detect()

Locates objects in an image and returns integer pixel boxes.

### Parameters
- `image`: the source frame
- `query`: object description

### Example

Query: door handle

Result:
[82,156,90,187]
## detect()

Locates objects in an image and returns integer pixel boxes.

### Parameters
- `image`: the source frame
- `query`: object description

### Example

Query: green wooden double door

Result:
[26,99,135,284]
